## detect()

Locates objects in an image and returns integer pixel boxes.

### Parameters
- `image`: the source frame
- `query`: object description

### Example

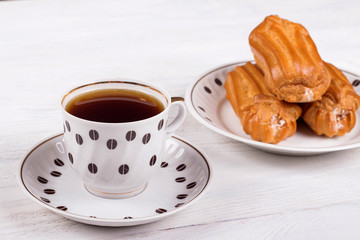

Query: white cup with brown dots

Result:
[61,80,186,199]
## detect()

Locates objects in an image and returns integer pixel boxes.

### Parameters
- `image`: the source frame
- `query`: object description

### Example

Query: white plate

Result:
[185,61,360,155]
[18,133,212,226]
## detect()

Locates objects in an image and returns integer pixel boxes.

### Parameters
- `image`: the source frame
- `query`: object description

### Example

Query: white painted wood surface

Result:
[1,0,360,239]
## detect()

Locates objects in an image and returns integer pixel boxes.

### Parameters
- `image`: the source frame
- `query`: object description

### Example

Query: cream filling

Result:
[304,88,314,101]
[332,108,349,131]
[269,115,285,132]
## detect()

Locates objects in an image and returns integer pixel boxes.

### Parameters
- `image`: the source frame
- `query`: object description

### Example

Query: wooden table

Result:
[2,0,360,239]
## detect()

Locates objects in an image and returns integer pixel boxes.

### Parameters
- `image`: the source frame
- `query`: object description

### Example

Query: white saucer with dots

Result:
[18,133,212,226]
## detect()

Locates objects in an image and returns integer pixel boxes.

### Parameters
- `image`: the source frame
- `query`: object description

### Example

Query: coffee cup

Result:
[61,80,186,199]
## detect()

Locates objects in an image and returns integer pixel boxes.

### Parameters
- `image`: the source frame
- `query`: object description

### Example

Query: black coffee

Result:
[65,89,164,123]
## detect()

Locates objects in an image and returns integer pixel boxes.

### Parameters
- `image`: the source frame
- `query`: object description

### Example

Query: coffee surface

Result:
[65,89,164,123]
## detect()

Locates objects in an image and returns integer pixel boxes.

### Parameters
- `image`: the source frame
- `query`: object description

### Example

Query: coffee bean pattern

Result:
[204,86,212,94]
[175,177,186,182]
[155,208,167,214]
[205,117,212,122]
[149,155,157,166]
[126,131,136,141]
[176,164,186,171]
[107,139,117,150]
[175,203,184,208]
[353,79,360,86]
[57,206,67,211]
[75,134,83,145]
[40,197,50,203]
[88,163,98,174]
[25,133,208,221]
[50,171,62,177]
[65,121,71,132]
[68,153,73,164]
[44,189,55,194]
[198,106,206,112]
[142,133,151,144]
[54,158,64,167]
[37,176,48,184]
[187,182,197,189]
[215,78,222,86]
[119,164,129,175]
[89,130,99,140]
[158,119,164,131]
[177,194,188,199]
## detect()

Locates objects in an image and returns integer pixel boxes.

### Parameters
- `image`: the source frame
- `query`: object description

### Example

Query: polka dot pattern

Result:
[215,78,222,86]
[57,206,68,211]
[54,158,64,167]
[175,177,186,182]
[126,131,136,141]
[37,176,48,184]
[198,106,206,112]
[119,164,129,175]
[175,203,184,208]
[50,171,62,177]
[177,194,188,200]
[186,182,197,189]
[205,117,212,122]
[89,130,99,140]
[75,134,83,145]
[88,163,98,174]
[25,133,210,225]
[158,119,164,130]
[68,153,74,164]
[204,86,212,94]
[176,164,186,171]
[149,155,157,166]
[65,121,71,132]
[142,133,151,144]
[107,139,117,150]
[40,197,50,203]
[155,208,167,214]
[44,189,55,194]
[353,79,360,86]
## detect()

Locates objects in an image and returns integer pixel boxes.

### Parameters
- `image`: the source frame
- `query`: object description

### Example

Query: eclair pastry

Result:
[224,62,302,144]
[249,15,331,103]
[301,62,360,137]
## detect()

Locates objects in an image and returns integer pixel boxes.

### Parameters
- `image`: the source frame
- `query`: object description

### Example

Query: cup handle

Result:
[166,97,187,134]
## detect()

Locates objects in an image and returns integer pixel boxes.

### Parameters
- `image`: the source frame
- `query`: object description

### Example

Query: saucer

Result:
[18,133,212,227]
[185,61,360,156]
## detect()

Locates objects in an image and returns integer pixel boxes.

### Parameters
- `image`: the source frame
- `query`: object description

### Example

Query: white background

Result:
[1,0,360,239]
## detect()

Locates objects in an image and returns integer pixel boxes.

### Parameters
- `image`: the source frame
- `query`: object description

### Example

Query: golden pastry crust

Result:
[249,15,331,103]
[224,62,302,144]
[301,62,360,137]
